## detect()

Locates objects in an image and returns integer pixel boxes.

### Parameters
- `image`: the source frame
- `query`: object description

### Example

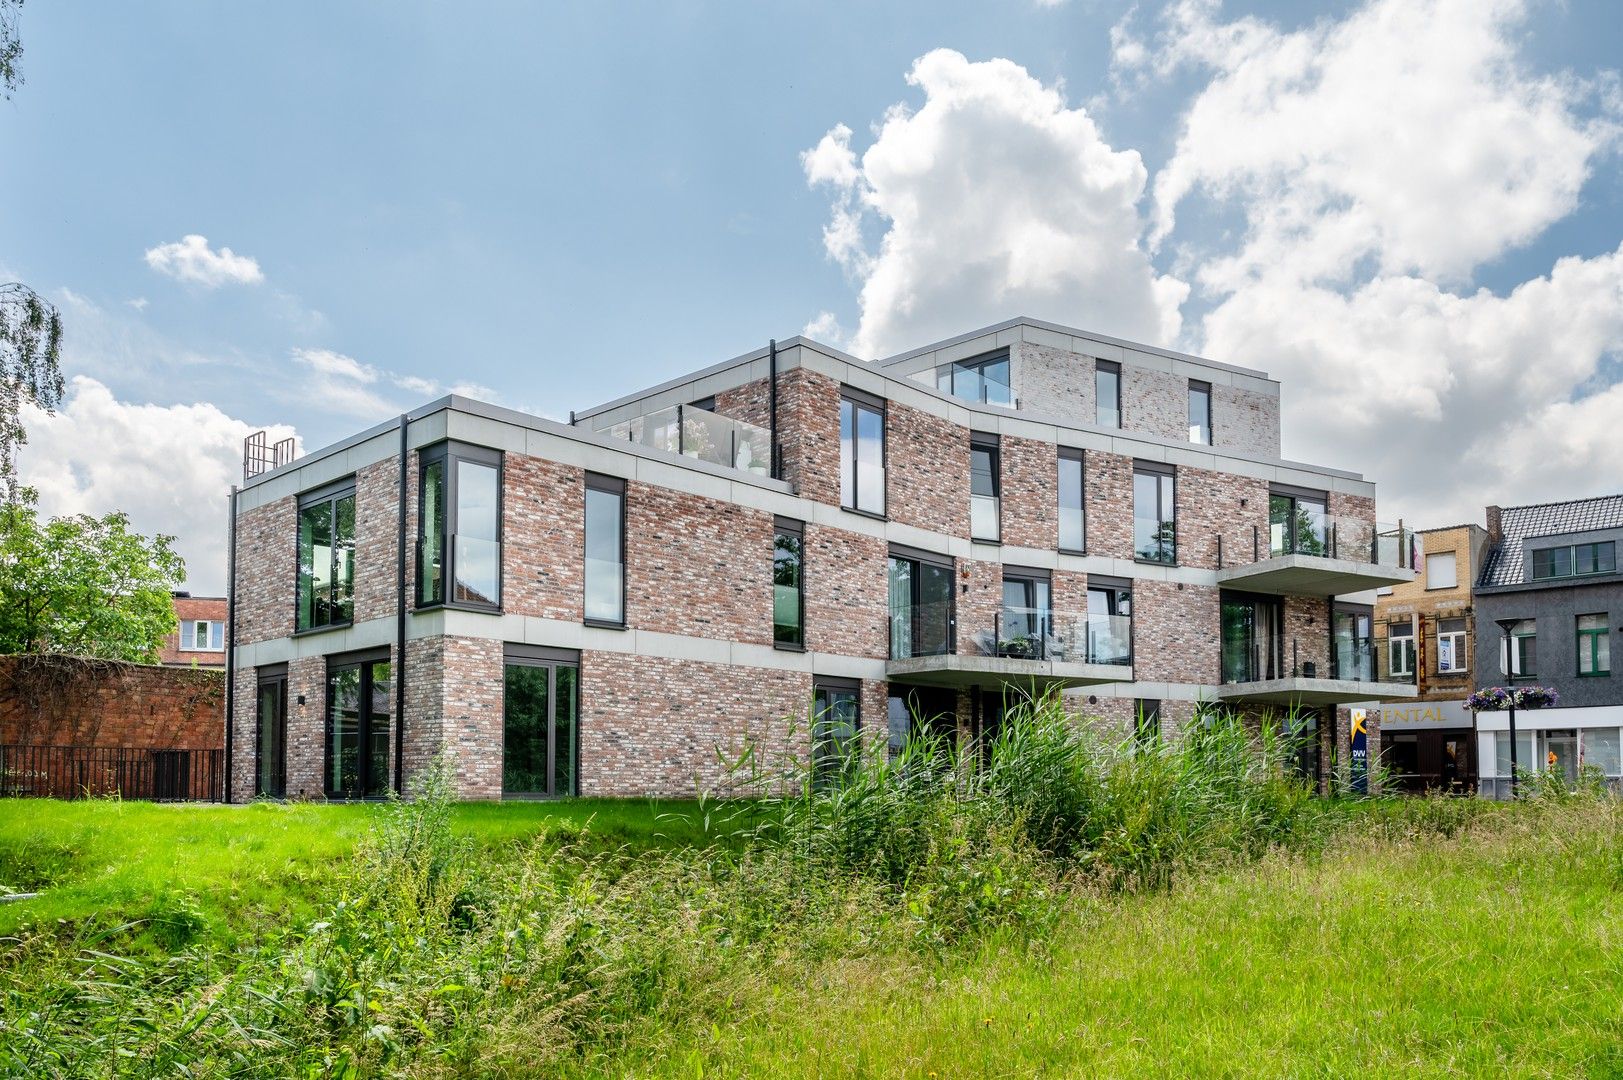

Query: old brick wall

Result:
[1000,435,1057,549]
[233,496,296,647]
[1179,467,1270,570]
[887,400,969,534]
[1122,367,1189,443]
[1085,452,1135,559]
[1213,382,1280,457]
[1132,580,1221,685]
[776,368,841,504]
[160,596,229,667]
[1,655,223,749]
[626,483,775,644]
[503,453,586,620]
[803,524,890,658]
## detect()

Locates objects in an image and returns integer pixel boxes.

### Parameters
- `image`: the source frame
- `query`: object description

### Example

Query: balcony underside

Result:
[1215,554,1416,597]
[886,655,1131,691]
[1217,678,1420,707]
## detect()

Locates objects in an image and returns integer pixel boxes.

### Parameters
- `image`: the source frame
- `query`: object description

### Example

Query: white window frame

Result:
[1389,627,1415,677]
[1424,551,1458,591]
[180,619,222,651]
[1436,621,1468,674]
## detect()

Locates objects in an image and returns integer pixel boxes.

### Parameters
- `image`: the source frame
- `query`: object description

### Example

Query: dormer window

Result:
[1531,541,1616,581]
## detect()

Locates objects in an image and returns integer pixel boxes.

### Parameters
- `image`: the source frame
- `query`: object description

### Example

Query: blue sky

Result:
[4,0,1621,591]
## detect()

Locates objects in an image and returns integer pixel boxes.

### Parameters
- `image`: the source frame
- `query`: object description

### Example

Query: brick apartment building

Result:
[160,593,229,669]
[1370,524,1492,792]
[1473,495,1623,797]
[226,317,1417,802]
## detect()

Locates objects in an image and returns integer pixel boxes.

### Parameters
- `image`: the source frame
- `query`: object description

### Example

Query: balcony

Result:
[598,403,771,477]
[886,608,1132,689]
[1216,634,1418,706]
[1215,517,1417,597]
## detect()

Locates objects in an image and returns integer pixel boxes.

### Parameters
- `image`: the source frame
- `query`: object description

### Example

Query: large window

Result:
[773,518,804,649]
[180,619,224,651]
[839,390,886,516]
[1437,617,1468,674]
[1133,463,1176,564]
[1578,614,1610,677]
[1188,380,1212,445]
[1531,541,1617,580]
[1222,592,1283,683]
[1086,580,1132,666]
[888,547,954,659]
[1389,621,1415,678]
[1095,360,1121,429]
[418,443,503,609]
[255,667,287,799]
[297,480,356,632]
[1057,448,1084,552]
[1000,570,1052,659]
[937,351,1012,406]
[584,474,626,626]
[970,434,1000,542]
[1425,551,1458,590]
[325,654,391,799]
[503,647,580,798]
[1333,607,1374,681]
[812,679,861,791]
[1269,489,1328,557]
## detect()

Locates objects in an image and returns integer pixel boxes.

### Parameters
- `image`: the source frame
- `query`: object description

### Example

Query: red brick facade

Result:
[159,595,229,668]
[2,655,223,749]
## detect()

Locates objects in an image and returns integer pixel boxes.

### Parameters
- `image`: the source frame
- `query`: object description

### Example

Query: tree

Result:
[0,2,65,505]
[0,488,187,663]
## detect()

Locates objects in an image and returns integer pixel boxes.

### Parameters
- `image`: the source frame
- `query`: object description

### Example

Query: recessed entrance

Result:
[1383,729,1476,794]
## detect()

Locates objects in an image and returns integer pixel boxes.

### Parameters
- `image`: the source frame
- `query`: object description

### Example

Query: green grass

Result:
[611,804,1623,1078]
[0,796,708,948]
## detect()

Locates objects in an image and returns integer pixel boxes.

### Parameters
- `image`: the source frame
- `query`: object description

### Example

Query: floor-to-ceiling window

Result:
[773,518,804,649]
[1221,592,1283,683]
[584,474,626,626]
[1057,448,1085,553]
[812,678,860,791]
[255,667,287,799]
[1000,571,1051,659]
[1269,487,1329,557]
[297,479,356,631]
[417,442,503,609]
[1133,463,1177,564]
[839,389,886,516]
[503,647,581,798]
[888,547,955,659]
[325,653,392,799]
[1086,579,1132,665]
[1333,606,1374,681]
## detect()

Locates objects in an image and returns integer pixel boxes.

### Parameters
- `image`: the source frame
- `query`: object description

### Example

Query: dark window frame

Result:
[502,645,583,799]
[254,664,288,800]
[1221,589,1286,683]
[1095,360,1122,429]
[1132,461,1178,565]
[936,348,1014,406]
[812,677,862,792]
[969,431,1001,544]
[773,516,806,651]
[583,473,628,628]
[1086,576,1133,666]
[415,441,505,613]
[295,477,358,634]
[322,647,393,801]
[839,387,888,519]
[1268,485,1330,558]
[887,545,957,660]
[1188,379,1213,445]
[1057,447,1086,554]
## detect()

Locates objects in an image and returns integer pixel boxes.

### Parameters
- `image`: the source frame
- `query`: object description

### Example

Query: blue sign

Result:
[1350,710,1369,794]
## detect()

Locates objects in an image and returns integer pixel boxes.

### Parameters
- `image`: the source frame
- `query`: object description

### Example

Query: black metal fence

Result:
[0,745,224,802]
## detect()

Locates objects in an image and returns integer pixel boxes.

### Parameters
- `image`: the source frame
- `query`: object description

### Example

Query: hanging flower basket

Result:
[1466,686,1559,712]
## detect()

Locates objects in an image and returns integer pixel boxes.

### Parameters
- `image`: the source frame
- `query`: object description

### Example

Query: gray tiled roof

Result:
[1479,493,1623,586]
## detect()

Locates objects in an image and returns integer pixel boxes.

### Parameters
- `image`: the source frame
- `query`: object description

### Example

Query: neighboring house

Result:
[160,593,229,669]
[1473,495,1623,797]
[1371,524,1492,793]
[225,316,1416,803]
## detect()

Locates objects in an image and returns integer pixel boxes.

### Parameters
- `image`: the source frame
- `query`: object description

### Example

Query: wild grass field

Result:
[2,698,1619,1078]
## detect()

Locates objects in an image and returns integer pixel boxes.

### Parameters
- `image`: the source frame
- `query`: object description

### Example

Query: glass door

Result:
[255,674,287,799]
[503,658,580,797]
[1543,730,1578,783]
[325,659,391,799]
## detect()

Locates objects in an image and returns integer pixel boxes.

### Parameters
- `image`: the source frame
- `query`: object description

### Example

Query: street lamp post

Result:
[1496,617,1521,799]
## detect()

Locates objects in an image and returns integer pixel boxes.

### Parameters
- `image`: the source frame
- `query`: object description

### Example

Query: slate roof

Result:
[1479,493,1623,587]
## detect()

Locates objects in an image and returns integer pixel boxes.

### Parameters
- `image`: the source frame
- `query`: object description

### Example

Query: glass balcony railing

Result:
[965,608,1129,666]
[600,403,771,477]
[971,494,1000,542]
[1222,635,1418,685]
[1222,517,1416,571]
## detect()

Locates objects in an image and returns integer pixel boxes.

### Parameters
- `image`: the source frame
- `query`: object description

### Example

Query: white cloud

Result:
[144,234,265,288]
[17,377,298,595]
[291,348,500,421]
[802,48,1187,358]
[1135,0,1623,527]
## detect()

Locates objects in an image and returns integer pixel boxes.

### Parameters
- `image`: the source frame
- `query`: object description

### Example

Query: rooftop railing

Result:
[599,404,771,477]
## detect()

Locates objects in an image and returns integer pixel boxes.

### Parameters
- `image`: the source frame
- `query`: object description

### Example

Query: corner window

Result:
[1057,448,1084,552]
[937,351,1013,406]
[1425,551,1458,591]
[417,443,503,609]
[1578,614,1610,676]
[1133,463,1176,564]
[1095,360,1121,429]
[812,679,861,792]
[297,480,356,632]
[888,547,954,659]
[839,390,885,516]
[970,434,1000,543]
[1532,541,1616,580]
[1188,381,1211,445]
[773,518,804,649]
[1437,618,1468,674]
[584,474,626,626]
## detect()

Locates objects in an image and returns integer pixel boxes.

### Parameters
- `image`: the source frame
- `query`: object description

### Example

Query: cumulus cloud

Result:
[291,348,500,421]
[1137,0,1623,526]
[144,234,265,288]
[17,377,298,594]
[802,48,1188,358]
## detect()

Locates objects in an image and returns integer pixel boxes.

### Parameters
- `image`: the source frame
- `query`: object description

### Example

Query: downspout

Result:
[768,338,779,480]
[394,414,408,796]
[224,484,238,804]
